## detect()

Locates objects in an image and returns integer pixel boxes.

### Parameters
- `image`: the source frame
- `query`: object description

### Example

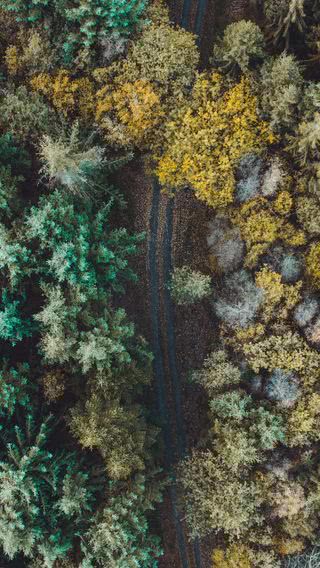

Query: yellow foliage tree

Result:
[306,242,320,288]
[212,545,252,568]
[274,537,305,556]
[255,266,301,323]
[96,79,164,148]
[286,393,320,446]
[230,198,305,267]
[5,45,19,75]
[156,73,275,208]
[30,70,95,119]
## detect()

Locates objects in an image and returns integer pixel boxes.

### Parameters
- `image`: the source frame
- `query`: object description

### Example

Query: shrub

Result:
[145,0,170,26]
[269,481,306,519]
[213,20,266,73]
[288,113,320,165]
[209,391,251,421]
[286,393,320,446]
[42,370,65,402]
[113,22,199,97]
[294,298,319,327]
[243,332,320,385]
[255,266,301,323]
[0,86,58,142]
[212,545,252,568]
[306,316,320,346]
[31,70,95,119]
[266,246,303,283]
[96,79,163,148]
[156,74,274,208]
[279,252,303,283]
[39,125,105,195]
[273,190,293,215]
[265,369,300,407]
[0,413,97,566]
[168,266,211,305]
[178,449,262,538]
[69,393,150,479]
[236,153,263,202]
[212,422,262,471]
[261,157,285,196]
[306,242,320,288]
[207,216,244,273]
[214,270,264,328]
[5,30,55,76]
[260,53,303,131]
[264,0,306,47]
[231,197,305,267]
[191,350,242,396]
[81,473,163,568]
[297,196,320,235]
[284,547,320,568]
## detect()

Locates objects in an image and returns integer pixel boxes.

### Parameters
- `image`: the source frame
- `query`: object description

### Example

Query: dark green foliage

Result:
[26,189,142,295]
[0,0,149,64]
[0,289,33,344]
[0,416,96,566]
[0,361,99,567]
[0,362,31,417]
[81,473,163,568]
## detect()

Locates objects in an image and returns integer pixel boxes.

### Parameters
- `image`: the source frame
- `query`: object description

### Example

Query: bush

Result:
[207,216,244,273]
[69,393,151,480]
[263,0,306,47]
[306,242,320,288]
[265,369,300,407]
[294,298,319,327]
[30,70,95,119]
[279,252,303,283]
[284,547,320,568]
[236,153,264,203]
[289,114,320,165]
[39,125,105,195]
[169,266,211,305]
[113,22,199,97]
[178,449,262,538]
[213,20,266,73]
[81,473,163,568]
[157,74,274,208]
[0,86,58,142]
[212,545,252,568]
[297,196,320,235]
[96,79,163,149]
[261,157,286,197]
[260,53,303,131]
[243,332,320,385]
[191,350,242,396]
[214,270,264,328]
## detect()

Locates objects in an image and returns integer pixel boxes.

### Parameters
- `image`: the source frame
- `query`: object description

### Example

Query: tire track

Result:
[194,0,208,37]
[181,0,193,29]
[149,181,190,568]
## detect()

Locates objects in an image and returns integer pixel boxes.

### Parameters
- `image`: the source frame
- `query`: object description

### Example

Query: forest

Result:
[1,0,320,567]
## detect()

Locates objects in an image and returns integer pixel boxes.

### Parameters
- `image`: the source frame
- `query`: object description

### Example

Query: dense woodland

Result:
[2,0,320,567]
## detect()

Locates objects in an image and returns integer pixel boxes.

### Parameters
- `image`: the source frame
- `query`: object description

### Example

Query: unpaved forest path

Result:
[117,2,250,567]
[148,2,209,567]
